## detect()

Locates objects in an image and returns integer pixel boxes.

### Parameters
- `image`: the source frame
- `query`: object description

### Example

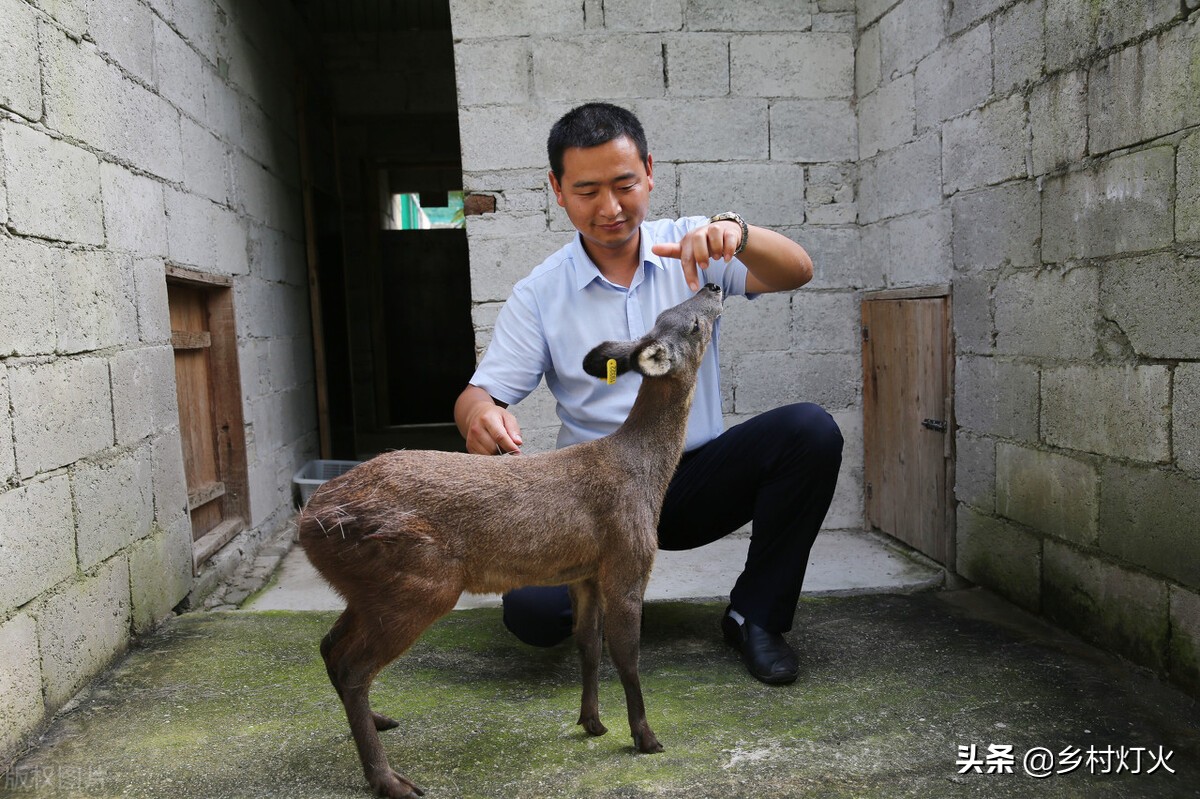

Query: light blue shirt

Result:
[470,216,752,451]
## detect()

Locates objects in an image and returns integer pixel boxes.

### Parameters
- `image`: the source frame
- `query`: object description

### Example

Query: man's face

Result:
[549,135,654,256]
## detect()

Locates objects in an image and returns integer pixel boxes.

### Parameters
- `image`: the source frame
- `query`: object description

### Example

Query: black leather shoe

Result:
[721,606,799,685]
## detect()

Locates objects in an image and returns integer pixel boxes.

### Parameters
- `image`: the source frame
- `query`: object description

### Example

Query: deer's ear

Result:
[583,341,636,378]
[633,342,672,377]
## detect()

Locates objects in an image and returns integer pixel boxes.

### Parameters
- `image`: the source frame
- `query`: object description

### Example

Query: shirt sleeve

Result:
[468,286,551,406]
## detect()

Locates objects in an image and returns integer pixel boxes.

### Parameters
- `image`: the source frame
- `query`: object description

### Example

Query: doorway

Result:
[862,287,955,567]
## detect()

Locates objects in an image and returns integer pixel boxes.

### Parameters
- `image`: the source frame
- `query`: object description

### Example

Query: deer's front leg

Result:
[602,588,662,754]
[569,580,607,737]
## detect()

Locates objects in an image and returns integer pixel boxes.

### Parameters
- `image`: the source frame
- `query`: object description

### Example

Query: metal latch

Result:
[922,418,947,432]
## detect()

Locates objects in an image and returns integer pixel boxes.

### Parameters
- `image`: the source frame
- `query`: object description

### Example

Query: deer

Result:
[297,284,724,798]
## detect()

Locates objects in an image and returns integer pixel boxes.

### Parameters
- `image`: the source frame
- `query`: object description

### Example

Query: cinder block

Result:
[733,351,859,414]
[0,475,75,612]
[946,0,1007,34]
[165,188,249,275]
[42,26,183,183]
[956,505,1041,611]
[879,0,944,77]
[89,0,155,84]
[997,442,1098,547]
[862,207,952,286]
[56,251,138,354]
[664,34,729,97]
[803,227,867,289]
[952,271,994,355]
[36,557,132,710]
[151,430,189,528]
[132,257,171,346]
[1102,253,1200,360]
[857,74,915,159]
[770,100,856,162]
[0,0,41,120]
[460,104,560,173]
[635,98,769,163]
[942,94,1028,194]
[111,346,177,446]
[857,0,893,27]
[1041,146,1174,262]
[1170,586,1200,696]
[805,164,857,225]
[100,163,168,258]
[1030,70,1086,176]
[855,22,881,98]
[0,367,11,482]
[534,36,664,101]
[10,358,113,478]
[1100,461,1200,591]
[951,180,1040,270]
[687,0,813,31]
[678,163,805,227]
[450,0,582,38]
[823,407,862,530]
[1176,363,1200,478]
[792,290,860,354]
[719,292,791,354]
[0,612,44,759]
[1042,540,1169,672]
[181,117,232,207]
[1087,21,1200,156]
[1042,365,1171,461]
[2,121,104,246]
[602,0,684,30]
[954,355,1039,442]
[128,520,193,633]
[72,446,154,571]
[161,0,225,63]
[467,232,565,303]
[454,39,530,106]
[1180,132,1200,243]
[235,153,302,240]
[0,235,61,357]
[954,431,995,512]
[731,33,853,99]
[914,24,991,125]
[994,266,1099,359]
[992,0,1046,93]
[29,0,86,34]
[858,134,940,223]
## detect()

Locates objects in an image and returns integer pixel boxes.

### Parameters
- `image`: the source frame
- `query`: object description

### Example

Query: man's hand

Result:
[455,385,524,455]
[651,220,743,291]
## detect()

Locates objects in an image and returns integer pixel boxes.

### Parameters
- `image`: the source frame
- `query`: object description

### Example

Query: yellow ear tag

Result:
[606,358,618,385]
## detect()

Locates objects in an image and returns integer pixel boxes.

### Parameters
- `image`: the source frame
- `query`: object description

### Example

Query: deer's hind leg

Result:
[569,579,607,737]
[322,587,459,799]
[600,571,662,754]
[321,609,398,730]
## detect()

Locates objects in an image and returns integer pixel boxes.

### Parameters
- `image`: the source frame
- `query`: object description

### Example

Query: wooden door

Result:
[862,289,954,566]
[167,267,250,571]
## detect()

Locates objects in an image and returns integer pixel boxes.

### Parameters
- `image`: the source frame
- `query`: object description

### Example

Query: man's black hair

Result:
[547,102,649,181]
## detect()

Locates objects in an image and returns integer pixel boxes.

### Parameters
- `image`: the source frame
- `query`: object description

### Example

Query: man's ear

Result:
[548,170,566,208]
[633,341,672,377]
[582,340,638,378]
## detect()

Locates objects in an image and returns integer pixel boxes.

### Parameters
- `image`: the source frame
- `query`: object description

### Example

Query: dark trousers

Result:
[501,403,844,647]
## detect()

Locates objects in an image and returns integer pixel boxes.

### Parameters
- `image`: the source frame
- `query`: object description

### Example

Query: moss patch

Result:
[3,595,1199,798]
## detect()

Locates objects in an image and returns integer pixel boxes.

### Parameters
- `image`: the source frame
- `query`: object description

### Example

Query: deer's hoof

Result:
[370,768,425,799]
[633,730,664,754]
[578,716,608,737]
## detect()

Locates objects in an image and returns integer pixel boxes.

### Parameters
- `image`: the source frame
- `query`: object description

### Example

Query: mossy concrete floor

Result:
[3,592,1198,799]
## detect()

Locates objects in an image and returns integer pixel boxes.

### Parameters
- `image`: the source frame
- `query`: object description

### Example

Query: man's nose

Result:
[599,190,620,217]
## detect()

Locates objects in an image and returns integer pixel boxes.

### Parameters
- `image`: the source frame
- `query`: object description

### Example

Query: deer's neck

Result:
[608,373,696,490]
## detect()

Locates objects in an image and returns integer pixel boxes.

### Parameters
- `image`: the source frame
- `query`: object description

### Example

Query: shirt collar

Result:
[570,223,666,292]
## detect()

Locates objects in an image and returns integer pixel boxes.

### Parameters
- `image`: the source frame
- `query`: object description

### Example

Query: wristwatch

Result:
[708,212,748,256]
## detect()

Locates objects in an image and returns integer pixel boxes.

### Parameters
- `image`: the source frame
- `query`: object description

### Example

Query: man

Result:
[454,102,842,684]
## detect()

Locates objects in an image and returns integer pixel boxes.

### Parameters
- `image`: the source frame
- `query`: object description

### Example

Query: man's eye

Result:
[619,184,636,191]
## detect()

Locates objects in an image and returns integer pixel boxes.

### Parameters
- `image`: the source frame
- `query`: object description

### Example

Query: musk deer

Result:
[298,284,724,798]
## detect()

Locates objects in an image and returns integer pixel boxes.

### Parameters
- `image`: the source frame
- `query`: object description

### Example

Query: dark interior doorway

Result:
[294,0,473,458]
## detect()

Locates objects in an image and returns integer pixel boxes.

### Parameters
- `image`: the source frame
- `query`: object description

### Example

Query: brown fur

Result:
[298,285,724,798]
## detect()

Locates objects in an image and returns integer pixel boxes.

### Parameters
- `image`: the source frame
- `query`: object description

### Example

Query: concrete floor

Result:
[247,529,945,612]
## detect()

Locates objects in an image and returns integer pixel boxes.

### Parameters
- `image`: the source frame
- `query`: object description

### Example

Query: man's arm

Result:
[651,217,813,293]
[455,385,524,455]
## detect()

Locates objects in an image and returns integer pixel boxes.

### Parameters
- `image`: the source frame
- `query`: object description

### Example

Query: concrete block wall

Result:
[0,0,316,767]
[858,0,1200,693]
[449,0,865,528]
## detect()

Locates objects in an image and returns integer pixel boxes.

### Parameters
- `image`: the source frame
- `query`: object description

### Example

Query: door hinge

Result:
[922,418,947,433]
